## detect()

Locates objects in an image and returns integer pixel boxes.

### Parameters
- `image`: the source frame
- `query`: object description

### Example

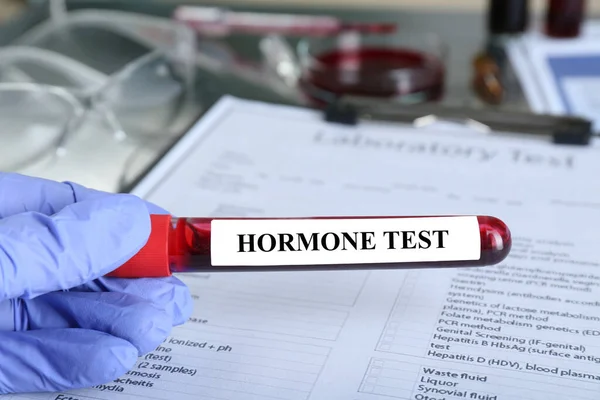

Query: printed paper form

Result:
[13,96,600,400]
[505,25,600,132]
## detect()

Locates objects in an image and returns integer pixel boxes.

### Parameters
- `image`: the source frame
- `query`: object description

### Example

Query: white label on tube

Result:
[210,216,481,266]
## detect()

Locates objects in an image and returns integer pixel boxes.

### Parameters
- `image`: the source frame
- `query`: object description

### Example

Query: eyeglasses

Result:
[0,13,197,172]
[0,46,108,92]
[15,8,196,72]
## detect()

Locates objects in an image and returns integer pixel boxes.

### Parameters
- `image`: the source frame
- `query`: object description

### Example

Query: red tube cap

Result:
[107,214,173,278]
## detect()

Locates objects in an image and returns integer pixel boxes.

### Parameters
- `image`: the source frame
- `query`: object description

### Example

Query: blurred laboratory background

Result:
[0,0,596,192]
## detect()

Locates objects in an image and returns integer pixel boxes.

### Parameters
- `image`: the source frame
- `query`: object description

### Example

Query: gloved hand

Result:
[0,173,194,394]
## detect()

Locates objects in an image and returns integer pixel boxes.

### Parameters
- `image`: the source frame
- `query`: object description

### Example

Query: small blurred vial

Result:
[487,0,530,35]
[545,0,586,38]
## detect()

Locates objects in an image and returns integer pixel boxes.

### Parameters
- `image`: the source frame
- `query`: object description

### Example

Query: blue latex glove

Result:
[0,173,194,394]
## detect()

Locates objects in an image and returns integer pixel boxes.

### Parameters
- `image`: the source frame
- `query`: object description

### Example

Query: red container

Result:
[296,31,446,106]
[546,0,586,38]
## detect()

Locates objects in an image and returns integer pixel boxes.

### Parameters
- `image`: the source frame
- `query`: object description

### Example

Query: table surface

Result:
[0,0,556,192]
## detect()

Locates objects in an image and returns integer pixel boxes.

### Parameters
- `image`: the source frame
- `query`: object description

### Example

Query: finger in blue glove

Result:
[14,291,172,355]
[0,172,169,217]
[0,173,194,394]
[73,276,193,327]
[0,190,150,301]
[0,329,140,393]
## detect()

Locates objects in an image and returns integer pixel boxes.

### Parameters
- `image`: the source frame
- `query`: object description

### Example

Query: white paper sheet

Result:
[13,96,600,400]
[506,21,600,131]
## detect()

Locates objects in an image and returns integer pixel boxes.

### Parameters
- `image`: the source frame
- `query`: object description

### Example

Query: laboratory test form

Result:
[11,97,600,400]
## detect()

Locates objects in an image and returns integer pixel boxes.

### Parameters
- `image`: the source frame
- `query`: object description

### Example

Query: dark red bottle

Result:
[546,0,586,38]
